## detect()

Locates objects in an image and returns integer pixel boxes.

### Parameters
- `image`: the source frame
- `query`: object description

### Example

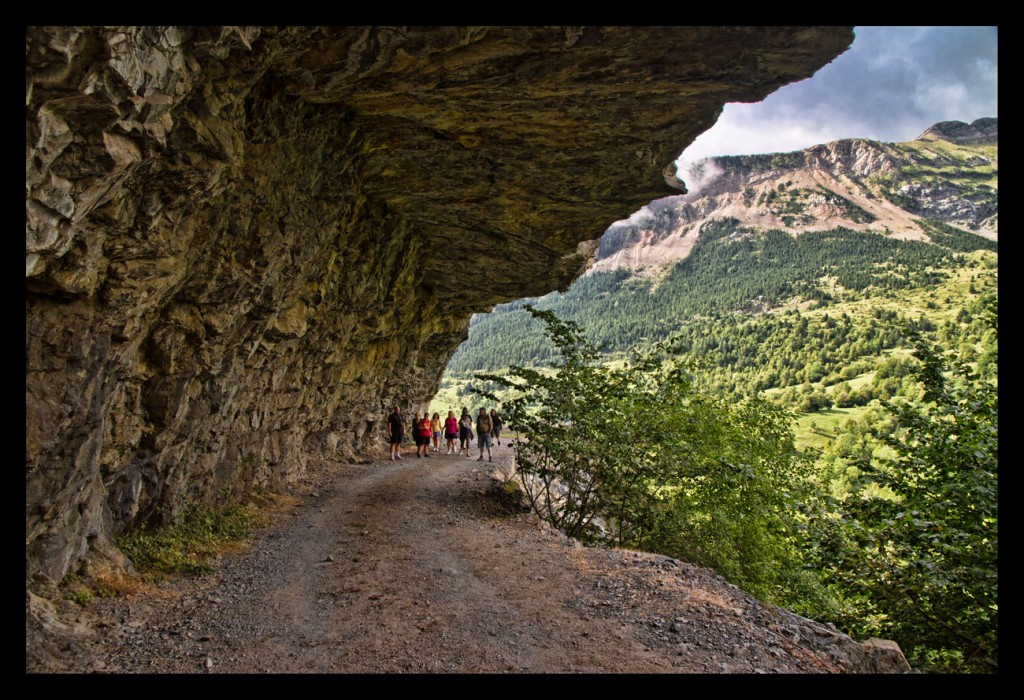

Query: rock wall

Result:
[26,26,854,583]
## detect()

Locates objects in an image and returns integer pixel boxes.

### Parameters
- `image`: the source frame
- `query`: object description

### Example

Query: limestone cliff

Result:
[26,26,853,584]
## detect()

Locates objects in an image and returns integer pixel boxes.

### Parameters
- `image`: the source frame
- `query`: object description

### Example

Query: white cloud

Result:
[672,26,997,173]
[607,205,657,229]
[678,158,725,201]
[678,107,839,166]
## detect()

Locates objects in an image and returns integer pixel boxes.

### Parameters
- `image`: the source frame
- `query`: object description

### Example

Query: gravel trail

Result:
[29,445,908,674]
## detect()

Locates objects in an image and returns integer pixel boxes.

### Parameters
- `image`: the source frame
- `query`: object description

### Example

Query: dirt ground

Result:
[26,441,911,675]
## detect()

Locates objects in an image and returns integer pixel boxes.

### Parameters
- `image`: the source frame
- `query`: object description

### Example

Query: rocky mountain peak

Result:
[917,117,998,145]
[591,124,997,275]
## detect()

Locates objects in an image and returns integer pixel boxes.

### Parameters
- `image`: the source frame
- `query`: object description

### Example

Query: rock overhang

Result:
[26,25,854,583]
[248,26,856,306]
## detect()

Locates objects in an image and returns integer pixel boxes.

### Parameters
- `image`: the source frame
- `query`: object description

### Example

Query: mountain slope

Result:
[439,119,996,383]
[591,118,997,276]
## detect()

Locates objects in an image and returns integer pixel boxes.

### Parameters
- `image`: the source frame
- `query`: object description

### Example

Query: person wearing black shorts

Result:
[414,412,432,458]
[388,406,405,461]
[444,410,459,454]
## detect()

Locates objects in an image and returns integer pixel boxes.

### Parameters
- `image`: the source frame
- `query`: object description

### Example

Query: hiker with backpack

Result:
[490,408,504,446]
[458,408,474,456]
[476,407,493,462]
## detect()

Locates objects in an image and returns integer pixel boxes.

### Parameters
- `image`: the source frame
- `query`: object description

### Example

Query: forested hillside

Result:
[447,223,994,382]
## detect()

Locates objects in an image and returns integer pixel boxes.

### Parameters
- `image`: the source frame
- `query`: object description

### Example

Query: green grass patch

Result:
[793,407,869,451]
[57,574,96,606]
[117,501,266,578]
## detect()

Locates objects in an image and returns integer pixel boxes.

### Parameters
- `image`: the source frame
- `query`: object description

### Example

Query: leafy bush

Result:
[474,305,819,603]
[806,306,998,673]
[57,574,95,607]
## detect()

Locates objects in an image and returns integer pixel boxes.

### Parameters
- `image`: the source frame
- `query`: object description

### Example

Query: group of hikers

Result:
[387,406,504,462]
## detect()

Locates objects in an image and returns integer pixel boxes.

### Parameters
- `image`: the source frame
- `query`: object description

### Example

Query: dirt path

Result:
[30,444,911,674]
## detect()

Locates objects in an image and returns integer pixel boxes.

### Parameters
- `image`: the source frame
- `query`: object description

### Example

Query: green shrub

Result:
[474,305,820,603]
[57,573,98,606]
[117,502,263,577]
[66,588,94,606]
[805,307,998,673]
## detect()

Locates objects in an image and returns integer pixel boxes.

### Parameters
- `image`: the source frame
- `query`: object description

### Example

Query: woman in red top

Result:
[444,410,459,454]
[415,412,433,458]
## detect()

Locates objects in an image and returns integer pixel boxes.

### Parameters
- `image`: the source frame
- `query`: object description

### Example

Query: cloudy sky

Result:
[674,26,998,191]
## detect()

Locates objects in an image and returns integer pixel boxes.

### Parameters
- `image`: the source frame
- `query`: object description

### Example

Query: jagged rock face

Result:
[593,122,997,273]
[25,26,853,583]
